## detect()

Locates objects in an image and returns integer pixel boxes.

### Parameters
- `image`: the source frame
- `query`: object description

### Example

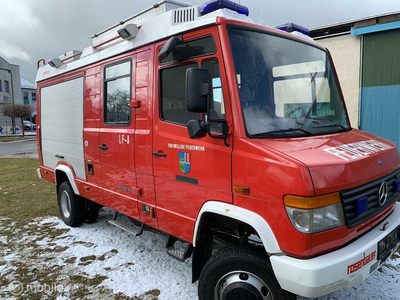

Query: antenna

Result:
[261,0,264,24]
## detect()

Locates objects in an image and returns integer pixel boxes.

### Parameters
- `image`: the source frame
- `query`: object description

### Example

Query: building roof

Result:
[310,11,400,39]
[20,76,35,89]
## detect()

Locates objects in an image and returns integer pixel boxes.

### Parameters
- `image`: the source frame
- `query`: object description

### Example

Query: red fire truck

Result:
[36,0,400,299]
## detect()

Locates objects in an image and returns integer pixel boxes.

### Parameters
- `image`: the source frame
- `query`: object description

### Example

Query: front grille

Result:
[340,169,400,228]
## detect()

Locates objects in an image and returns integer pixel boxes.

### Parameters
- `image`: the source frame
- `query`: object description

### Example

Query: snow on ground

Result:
[0,209,399,299]
[40,212,198,299]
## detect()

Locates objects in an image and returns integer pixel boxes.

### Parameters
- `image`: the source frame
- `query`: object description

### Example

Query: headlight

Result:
[284,193,345,234]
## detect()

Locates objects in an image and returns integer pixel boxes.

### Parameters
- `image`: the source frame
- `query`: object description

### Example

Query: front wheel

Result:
[198,245,295,300]
[58,181,85,227]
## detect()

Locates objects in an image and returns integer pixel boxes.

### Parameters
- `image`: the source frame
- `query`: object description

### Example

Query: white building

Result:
[21,76,37,113]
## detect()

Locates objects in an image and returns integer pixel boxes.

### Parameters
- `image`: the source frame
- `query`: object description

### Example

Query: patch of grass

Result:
[0,158,148,299]
[0,136,36,142]
[69,274,109,298]
[64,257,77,264]
[80,255,96,262]
[145,289,161,297]
[0,158,57,222]
[97,255,106,261]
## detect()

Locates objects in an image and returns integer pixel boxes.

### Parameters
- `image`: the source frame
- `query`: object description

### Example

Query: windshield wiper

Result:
[253,128,314,137]
[313,124,347,131]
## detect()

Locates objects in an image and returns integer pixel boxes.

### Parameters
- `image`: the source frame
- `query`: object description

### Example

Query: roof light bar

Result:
[200,0,249,16]
[276,23,310,36]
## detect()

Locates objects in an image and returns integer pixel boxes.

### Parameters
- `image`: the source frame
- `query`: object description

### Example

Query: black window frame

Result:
[103,58,132,126]
[159,35,217,65]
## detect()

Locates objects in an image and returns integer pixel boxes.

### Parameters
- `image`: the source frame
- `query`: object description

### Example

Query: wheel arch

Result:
[192,201,283,283]
[193,201,282,254]
[55,164,80,195]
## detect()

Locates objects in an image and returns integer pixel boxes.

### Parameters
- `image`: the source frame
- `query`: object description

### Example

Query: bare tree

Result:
[2,105,15,134]
[2,105,33,136]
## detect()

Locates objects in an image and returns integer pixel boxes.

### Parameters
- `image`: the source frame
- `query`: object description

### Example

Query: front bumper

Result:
[270,202,400,298]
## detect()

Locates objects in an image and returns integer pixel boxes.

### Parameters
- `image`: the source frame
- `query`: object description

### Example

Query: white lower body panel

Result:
[271,202,400,298]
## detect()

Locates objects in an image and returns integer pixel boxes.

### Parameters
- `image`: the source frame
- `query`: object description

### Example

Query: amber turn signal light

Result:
[284,193,341,209]
[234,184,250,195]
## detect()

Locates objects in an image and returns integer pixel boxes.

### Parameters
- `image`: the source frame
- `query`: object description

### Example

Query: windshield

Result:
[228,28,350,138]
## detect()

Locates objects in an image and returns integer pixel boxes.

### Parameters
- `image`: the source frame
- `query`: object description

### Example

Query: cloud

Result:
[0,1,40,30]
[0,38,32,63]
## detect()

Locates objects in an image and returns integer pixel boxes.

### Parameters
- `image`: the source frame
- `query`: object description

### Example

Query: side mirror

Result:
[158,35,182,62]
[186,67,211,113]
[186,120,207,139]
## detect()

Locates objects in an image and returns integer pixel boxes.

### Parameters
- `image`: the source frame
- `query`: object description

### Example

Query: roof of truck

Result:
[36,5,254,83]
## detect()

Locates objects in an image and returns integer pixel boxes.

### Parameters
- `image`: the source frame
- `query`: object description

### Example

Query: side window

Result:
[104,60,131,124]
[5,80,10,93]
[202,59,225,120]
[23,92,29,104]
[160,62,200,125]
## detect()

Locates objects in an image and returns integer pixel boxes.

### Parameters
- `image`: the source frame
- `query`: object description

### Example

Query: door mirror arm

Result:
[206,119,229,147]
[185,67,230,146]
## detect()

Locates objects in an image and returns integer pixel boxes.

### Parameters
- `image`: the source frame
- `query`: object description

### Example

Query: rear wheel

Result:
[198,245,295,300]
[58,181,85,227]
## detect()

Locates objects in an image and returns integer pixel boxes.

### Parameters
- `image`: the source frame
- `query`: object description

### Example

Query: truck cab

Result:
[36,1,400,299]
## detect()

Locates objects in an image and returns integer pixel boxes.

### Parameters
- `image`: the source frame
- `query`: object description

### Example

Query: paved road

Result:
[0,139,38,158]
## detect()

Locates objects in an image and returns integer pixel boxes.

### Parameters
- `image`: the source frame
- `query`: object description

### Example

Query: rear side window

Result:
[160,62,200,125]
[104,60,131,124]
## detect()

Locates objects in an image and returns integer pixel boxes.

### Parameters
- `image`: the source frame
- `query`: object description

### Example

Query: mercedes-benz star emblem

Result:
[378,181,388,206]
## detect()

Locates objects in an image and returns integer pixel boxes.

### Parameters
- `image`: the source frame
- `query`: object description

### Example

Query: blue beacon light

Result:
[276,23,310,36]
[200,0,249,16]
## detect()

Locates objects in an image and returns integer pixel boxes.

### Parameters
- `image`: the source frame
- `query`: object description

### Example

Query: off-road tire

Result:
[57,181,85,227]
[198,245,296,300]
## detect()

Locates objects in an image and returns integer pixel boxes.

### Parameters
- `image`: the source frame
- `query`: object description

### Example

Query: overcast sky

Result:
[0,0,399,83]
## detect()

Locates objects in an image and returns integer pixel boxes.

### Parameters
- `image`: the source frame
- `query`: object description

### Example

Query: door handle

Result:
[55,154,64,159]
[152,152,166,158]
[98,144,108,151]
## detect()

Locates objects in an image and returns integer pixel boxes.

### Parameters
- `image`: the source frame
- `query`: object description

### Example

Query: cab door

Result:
[134,46,158,228]
[153,31,233,243]
[99,56,139,218]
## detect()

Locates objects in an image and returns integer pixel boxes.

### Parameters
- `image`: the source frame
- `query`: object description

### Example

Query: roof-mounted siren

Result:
[48,58,64,68]
[117,24,139,40]
[200,0,249,16]
[276,23,313,40]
